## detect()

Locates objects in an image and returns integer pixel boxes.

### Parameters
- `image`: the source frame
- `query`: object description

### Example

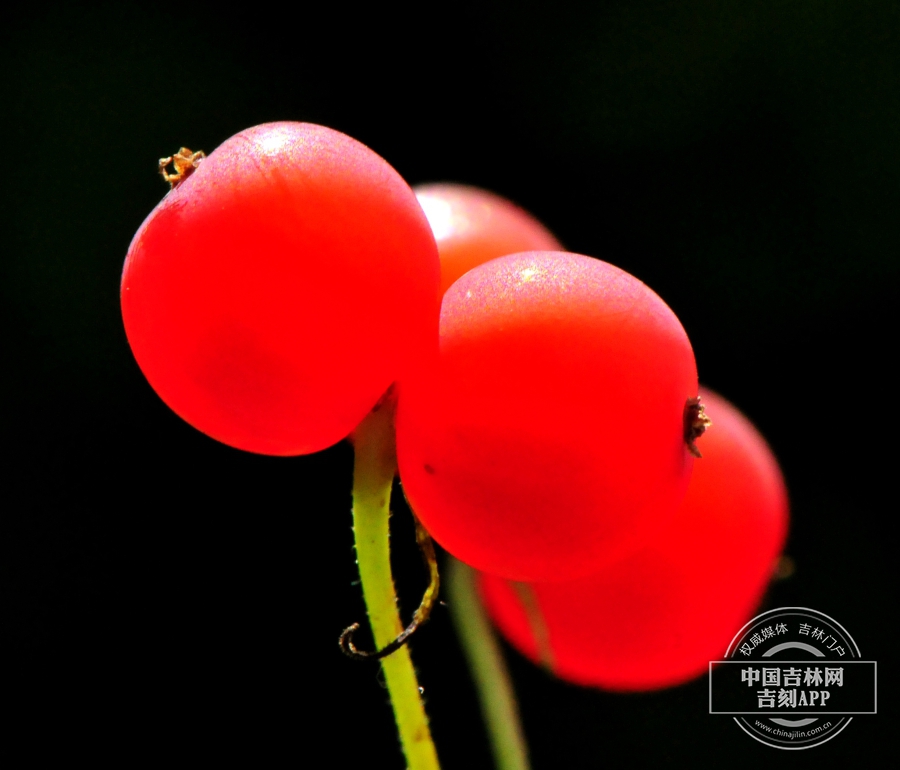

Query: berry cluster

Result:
[410,182,788,690]
[122,121,788,732]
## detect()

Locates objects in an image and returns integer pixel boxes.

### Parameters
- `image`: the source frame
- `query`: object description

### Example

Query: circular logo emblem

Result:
[709,607,876,750]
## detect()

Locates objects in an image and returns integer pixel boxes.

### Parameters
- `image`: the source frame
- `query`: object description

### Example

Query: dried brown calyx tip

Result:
[159,147,205,189]
[684,396,712,458]
[773,555,796,581]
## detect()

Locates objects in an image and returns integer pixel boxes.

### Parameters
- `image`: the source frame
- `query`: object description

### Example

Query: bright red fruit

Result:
[478,388,789,691]
[414,183,562,293]
[121,122,440,456]
[395,251,698,581]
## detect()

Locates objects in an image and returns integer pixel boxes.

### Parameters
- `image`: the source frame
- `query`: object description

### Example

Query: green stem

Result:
[446,557,531,770]
[351,400,440,770]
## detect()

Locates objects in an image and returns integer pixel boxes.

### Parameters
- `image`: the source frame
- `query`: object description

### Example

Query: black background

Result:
[1,1,892,765]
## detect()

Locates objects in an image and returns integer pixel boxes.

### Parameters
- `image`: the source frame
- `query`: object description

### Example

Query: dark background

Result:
[1,0,892,765]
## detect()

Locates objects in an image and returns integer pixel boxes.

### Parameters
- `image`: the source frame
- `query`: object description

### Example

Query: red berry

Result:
[414,183,562,294]
[121,122,440,455]
[396,251,698,581]
[478,388,790,691]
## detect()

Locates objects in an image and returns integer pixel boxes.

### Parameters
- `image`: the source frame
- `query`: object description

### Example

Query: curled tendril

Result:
[340,517,440,661]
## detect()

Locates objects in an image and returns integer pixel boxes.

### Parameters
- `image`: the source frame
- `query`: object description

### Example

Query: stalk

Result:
[350,399,440,770]
[446,557,531,770]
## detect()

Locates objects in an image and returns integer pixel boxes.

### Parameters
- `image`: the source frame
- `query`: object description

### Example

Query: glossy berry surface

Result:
[414,183,562,294]
[121,122,440,456]
[396,251,698,581]
[478,388,790,691]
